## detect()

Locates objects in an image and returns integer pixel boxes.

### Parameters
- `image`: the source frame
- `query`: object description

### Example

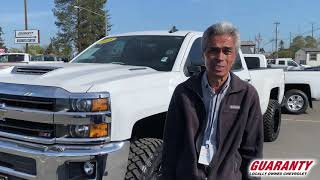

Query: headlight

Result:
[70,98,109,112]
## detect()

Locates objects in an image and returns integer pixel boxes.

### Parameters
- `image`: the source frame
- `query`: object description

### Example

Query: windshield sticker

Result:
[97,37,117,44]
[161,57,168,62]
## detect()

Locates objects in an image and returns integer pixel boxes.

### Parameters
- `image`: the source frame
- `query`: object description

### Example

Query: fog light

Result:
[69,125,90,137]
[83,162,95,176]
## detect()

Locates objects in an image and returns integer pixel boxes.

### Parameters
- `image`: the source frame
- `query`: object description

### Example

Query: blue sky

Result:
[1,0,320,52]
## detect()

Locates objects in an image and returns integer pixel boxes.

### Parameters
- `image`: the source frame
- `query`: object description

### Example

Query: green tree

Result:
[304,36,317,48]
[49,36,72,58]
[278,49,294,58]
[279,40,285,50]
[8,48,24,53]
[290,36,305,53]
[27,45,45,55]
[0,27,6,50]
[53,0,111,54]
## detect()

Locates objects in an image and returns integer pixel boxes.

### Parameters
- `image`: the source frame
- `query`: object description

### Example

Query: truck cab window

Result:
[244,57,260,69]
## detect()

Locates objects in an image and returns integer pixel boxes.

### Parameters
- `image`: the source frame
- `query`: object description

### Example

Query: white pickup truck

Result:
[267,58,306,70]
[0,53,63,69]
[0,31,284,180]
[0,53,32,68]
[244,53,320,114]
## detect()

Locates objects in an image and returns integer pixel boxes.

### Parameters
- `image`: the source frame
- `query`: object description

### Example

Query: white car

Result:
[0,31,284,180]
[268,58,304,70]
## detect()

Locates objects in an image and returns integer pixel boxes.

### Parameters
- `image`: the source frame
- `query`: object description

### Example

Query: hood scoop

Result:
[12,66,61,75]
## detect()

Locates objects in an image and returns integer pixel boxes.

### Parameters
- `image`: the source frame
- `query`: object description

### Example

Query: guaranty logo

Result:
[249,159,316,177]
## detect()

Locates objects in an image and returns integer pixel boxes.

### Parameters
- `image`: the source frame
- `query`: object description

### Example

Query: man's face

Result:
[204,34,236,79]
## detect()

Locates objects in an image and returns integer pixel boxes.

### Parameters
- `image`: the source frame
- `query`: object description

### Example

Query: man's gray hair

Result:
[201,21,240,53]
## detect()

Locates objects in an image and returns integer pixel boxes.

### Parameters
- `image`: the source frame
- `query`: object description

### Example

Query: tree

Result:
[53,0,111,54]
[0,27,6,50]
[278,49,294,58]
[290,36,305,53]
[49,36,72,58]
[8,48,24,53]
[279,40,284,50]
[27,45,45,55]
[304,36,317,48]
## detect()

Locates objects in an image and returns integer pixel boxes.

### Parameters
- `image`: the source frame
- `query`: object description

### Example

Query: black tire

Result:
[284,89,308,114]
[125,138,163,180]
[263,100,281,142]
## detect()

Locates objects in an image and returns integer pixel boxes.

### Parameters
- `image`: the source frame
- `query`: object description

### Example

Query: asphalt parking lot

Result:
[263,101,320,180]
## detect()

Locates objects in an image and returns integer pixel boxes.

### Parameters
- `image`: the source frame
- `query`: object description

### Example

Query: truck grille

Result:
[0,118,55,138]
[0,152,36,175]
[0,94,55,111]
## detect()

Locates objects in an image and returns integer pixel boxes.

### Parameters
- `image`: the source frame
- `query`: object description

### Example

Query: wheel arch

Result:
[131,112,167,140]
[285,84,312,108]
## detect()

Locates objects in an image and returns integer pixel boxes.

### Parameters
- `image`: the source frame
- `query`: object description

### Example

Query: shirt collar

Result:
[202,71,231,94]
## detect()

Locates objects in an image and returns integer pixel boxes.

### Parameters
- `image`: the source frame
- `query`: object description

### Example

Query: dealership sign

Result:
[15,29,40,44]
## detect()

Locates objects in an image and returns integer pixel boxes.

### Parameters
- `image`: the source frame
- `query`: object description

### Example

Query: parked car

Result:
[0,53,31,63]
[245,54,320,114]
[0,31,284,180]
[268,58,304,70]
[0,53,65,69]
[0,53,31,69]
[31,55,67,62]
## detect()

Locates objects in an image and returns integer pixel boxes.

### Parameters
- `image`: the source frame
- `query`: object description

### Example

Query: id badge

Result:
[198,145,210,165]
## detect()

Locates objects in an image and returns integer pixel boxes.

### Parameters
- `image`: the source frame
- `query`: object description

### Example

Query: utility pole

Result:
[274,22,280,58]
[289,32,292,47]
[24,0,28,53]
[311,22,315,38]
[255,33,262,53]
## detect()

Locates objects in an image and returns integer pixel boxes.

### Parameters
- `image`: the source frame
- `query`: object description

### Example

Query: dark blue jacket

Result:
[160,71,263,180]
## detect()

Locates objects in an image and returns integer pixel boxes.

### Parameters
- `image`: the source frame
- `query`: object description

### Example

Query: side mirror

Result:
[62,58,69,62]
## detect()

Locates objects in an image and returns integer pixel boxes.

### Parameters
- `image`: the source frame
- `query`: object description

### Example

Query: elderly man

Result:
[160,22,263,180]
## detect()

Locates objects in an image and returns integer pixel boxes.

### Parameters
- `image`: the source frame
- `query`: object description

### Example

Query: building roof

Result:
[241,46,254,54]
[241,41,256,46]
[301,48,320,52]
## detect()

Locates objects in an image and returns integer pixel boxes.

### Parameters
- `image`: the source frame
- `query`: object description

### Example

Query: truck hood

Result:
[0,63,160,92]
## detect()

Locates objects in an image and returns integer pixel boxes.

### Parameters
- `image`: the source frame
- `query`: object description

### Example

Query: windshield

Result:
[288,60,298,67]
[72,35,185,71]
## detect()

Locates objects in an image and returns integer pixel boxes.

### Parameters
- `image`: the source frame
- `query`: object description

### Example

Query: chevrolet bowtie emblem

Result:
[23,92,33,96]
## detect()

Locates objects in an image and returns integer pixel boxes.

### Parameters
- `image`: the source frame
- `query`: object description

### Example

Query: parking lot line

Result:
[283,118,320,123]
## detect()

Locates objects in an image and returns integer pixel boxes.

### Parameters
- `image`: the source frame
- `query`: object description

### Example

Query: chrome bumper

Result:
[0,137,130,180]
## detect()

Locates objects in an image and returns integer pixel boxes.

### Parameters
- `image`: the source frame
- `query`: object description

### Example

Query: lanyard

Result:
[205,92,219,143]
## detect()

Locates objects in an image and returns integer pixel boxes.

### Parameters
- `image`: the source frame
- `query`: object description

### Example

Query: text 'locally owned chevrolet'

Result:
[0,30,284,180]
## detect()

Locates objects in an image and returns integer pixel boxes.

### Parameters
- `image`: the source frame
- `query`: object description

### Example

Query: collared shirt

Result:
[201,71,231,164]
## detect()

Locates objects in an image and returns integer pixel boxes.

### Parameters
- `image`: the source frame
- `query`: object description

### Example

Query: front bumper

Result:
[0,137,130,180]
